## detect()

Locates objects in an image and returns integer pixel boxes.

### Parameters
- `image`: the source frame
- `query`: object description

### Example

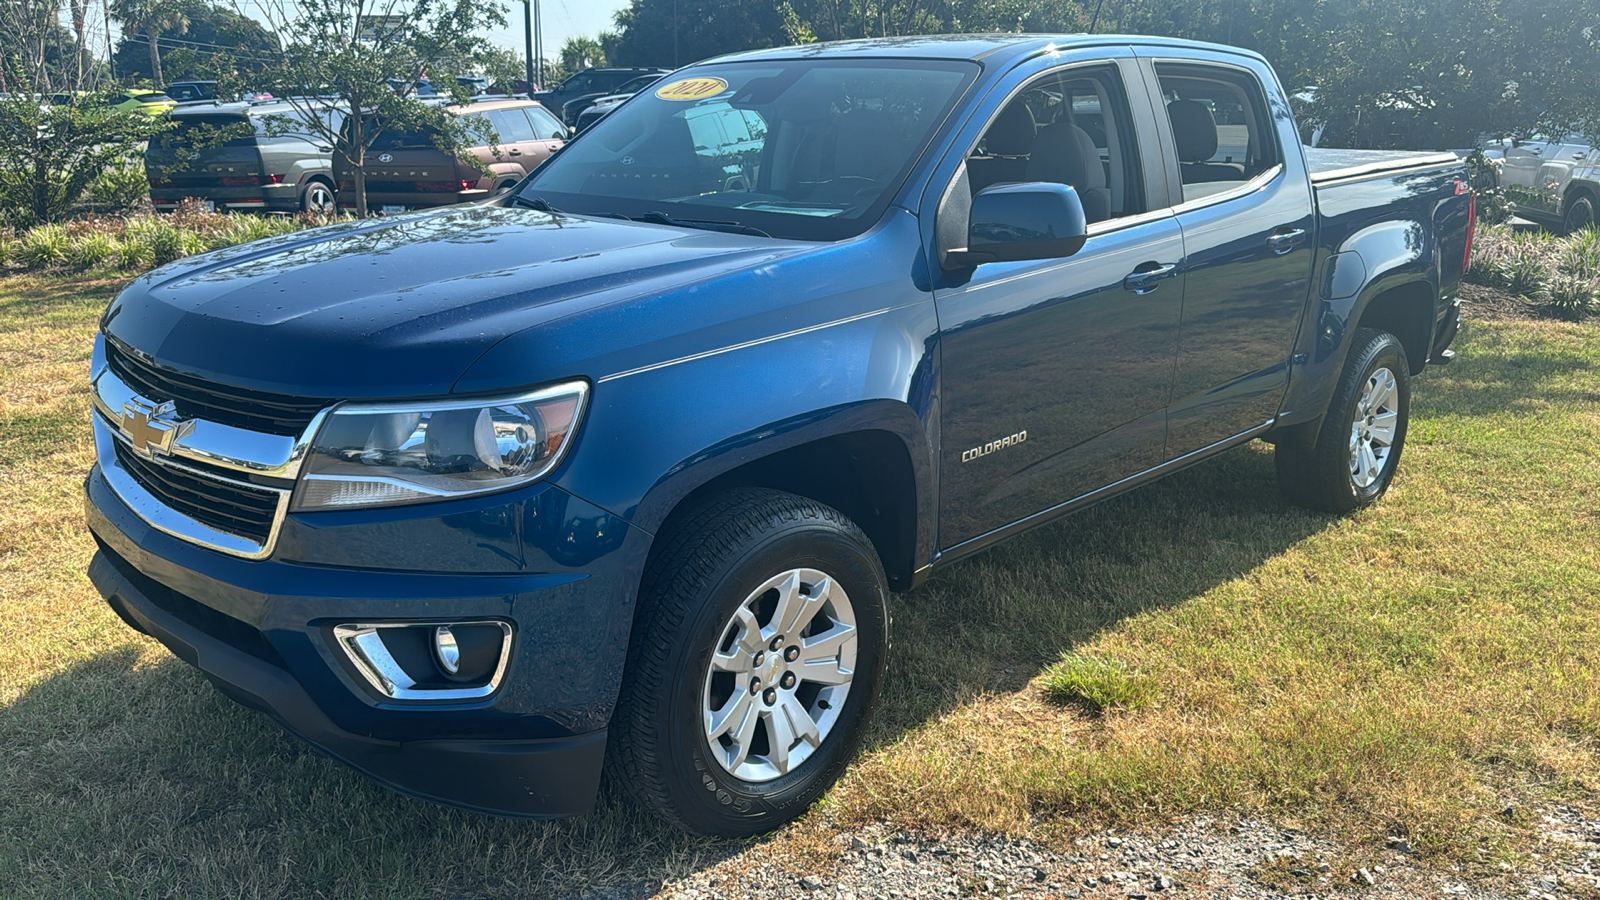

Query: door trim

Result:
[931,419,1273,568]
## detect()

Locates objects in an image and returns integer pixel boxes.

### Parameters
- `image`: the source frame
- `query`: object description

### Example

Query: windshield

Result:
[517,59,977,241]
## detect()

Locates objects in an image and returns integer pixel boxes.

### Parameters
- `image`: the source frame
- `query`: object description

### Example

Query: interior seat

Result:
[1025,123,1111,222]
[967,103,1036,192]
[1166,100,1246,184]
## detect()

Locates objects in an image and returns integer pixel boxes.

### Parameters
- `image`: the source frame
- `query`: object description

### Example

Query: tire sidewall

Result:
[302,181,335,215]
[658,519,888,834]
[1566,195,1595,234]
[1338,333,1411,506]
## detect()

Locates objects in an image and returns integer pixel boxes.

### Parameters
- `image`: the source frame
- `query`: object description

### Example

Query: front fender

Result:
[554,300,939,568]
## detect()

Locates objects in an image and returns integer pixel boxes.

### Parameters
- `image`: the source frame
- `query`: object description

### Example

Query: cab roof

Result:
[701,33,1267,68]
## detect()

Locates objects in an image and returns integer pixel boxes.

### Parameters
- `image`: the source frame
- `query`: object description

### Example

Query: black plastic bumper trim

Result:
[88,549,606,818]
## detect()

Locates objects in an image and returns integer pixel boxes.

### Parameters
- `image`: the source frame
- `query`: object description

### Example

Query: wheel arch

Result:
[633,404,934,594]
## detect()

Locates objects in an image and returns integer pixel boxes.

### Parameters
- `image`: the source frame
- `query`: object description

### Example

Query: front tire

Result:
[1276,327,1411,513]
[1564,193,1596,235]
[610,489,889,837]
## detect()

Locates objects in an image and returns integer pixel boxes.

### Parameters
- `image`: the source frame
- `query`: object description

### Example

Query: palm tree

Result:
[111,0,189,85]
[559,36,604,73]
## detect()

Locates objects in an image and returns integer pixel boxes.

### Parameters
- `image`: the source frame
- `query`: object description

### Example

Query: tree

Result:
[559,36,604,71]
[0,0,102,92]
[231,0,509,217]
[112,1,280,86]
[112,0,192,86]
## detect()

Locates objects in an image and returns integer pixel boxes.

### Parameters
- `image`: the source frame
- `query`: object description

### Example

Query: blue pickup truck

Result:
[85,34,1472,836]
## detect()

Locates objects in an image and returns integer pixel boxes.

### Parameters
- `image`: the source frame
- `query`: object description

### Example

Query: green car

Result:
[107,90,176,117]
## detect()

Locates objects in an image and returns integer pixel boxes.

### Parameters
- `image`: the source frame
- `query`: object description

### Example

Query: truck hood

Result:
[102,205,805,399]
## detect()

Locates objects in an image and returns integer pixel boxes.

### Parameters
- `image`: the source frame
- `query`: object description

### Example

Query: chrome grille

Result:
[105,338,328,437]
[111,439,280,544]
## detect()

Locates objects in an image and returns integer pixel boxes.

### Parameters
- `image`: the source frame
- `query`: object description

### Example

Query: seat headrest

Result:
[985,103,1036,156]
[835,109,902,180]
[1026,123,1107,190]
[1167,100,1219,162]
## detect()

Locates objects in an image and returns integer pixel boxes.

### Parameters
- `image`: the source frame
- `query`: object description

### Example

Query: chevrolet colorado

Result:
[85,35,1472,837]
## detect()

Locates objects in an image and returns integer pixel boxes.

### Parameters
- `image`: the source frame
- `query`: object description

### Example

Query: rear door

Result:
[524,105,568,164]
[1144,54,1316,455]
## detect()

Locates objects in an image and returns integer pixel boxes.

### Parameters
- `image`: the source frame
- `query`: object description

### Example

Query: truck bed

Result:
[1305,147,1462,185]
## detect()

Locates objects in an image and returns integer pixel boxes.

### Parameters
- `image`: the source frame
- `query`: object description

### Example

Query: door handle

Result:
[509,148,522,156]
[1267,228,1308,254]
[1529,147,1543,154]
[1123,263,1178,293]
[1575,153,1588,160]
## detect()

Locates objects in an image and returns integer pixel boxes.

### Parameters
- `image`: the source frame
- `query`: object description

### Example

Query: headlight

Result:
[293,381,588,511]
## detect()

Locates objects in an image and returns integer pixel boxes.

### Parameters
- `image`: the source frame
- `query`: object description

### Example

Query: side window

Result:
[525,106,567,140]
[1155,64,1281,202]
[488,108,537,143]
[967,65,1145,223]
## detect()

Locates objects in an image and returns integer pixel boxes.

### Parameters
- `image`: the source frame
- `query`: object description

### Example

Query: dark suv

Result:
[535,67,669,123]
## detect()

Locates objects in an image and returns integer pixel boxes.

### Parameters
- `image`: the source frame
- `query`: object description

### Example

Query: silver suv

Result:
[1485,133,1599,232]
[146,101,344,215]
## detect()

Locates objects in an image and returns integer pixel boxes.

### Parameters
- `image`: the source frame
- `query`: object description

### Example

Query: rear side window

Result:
[526,106,566,140]
[488,108,536,143]
[1156,64,1281,202]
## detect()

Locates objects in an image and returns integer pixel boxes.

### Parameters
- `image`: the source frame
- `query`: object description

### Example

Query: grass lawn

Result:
[1,274,1597,898]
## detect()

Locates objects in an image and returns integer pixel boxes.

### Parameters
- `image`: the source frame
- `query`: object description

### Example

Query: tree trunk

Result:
[148,30,163,85]
[71,0,89,87]
[349,98,368,217]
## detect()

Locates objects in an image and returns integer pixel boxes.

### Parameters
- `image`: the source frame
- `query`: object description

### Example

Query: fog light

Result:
[330,620,513,701]
[434,625,461,675]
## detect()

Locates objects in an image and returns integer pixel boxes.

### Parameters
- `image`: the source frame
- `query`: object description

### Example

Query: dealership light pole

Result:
[522,0,535,93]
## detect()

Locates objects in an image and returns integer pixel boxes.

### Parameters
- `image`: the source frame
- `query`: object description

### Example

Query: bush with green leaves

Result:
[85,162,153,215]
[0,93,165,228]
[66,232,122,271]
[0,209,349,276]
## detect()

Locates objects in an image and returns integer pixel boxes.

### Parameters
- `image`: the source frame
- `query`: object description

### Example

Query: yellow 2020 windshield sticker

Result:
[654,76,728,101]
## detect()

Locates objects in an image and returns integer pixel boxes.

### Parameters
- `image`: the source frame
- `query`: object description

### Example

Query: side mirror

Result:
[943,182,1088,269]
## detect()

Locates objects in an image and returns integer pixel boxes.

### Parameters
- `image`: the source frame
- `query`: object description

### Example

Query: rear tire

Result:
[1276,328,1411,513]
[609,489,889,837]
[300,180,336,216]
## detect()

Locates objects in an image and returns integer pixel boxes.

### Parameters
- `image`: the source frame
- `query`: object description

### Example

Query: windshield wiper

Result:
[607,210,770,238]
[509,194,562,215]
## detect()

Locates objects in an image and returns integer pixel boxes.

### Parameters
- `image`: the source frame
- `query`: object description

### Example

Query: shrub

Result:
[113,236,156,272]
[16,224,70,269]
[66,232,121,271]
[85,163,152,215]
[1042,654,1156,713]
[1540,274,1600,320]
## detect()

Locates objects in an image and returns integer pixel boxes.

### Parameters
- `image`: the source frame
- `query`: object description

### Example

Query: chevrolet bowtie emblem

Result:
[119,400,193,459]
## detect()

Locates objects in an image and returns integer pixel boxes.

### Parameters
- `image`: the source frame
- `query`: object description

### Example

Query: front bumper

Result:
[84,463,651,818]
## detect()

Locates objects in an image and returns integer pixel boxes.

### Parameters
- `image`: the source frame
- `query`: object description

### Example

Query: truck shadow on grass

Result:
[1,445,1339,899]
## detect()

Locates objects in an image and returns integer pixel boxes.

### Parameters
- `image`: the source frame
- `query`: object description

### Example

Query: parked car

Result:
[334,98,566,213]
[534,67,669,123]
[145,101,343,214]
[164,81,219,104]
[563,73,665,127]
[86,35,1470,838]
[106,89,175,117]
[1486,133,1598,233]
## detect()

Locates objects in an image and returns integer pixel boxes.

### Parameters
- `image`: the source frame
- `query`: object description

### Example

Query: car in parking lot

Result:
[535,67,669,123]
[1484,133,1599,232]
[335,98,567,212]
[145,101,344,214]
[571,73,666,131]
[107,89,176,117]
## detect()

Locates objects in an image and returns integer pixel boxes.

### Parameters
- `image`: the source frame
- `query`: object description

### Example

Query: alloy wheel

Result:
[1349,366,1400,489]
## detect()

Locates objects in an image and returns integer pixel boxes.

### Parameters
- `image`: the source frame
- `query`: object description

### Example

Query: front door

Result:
[1149,59,1317,455]
[934,59,1184,549]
